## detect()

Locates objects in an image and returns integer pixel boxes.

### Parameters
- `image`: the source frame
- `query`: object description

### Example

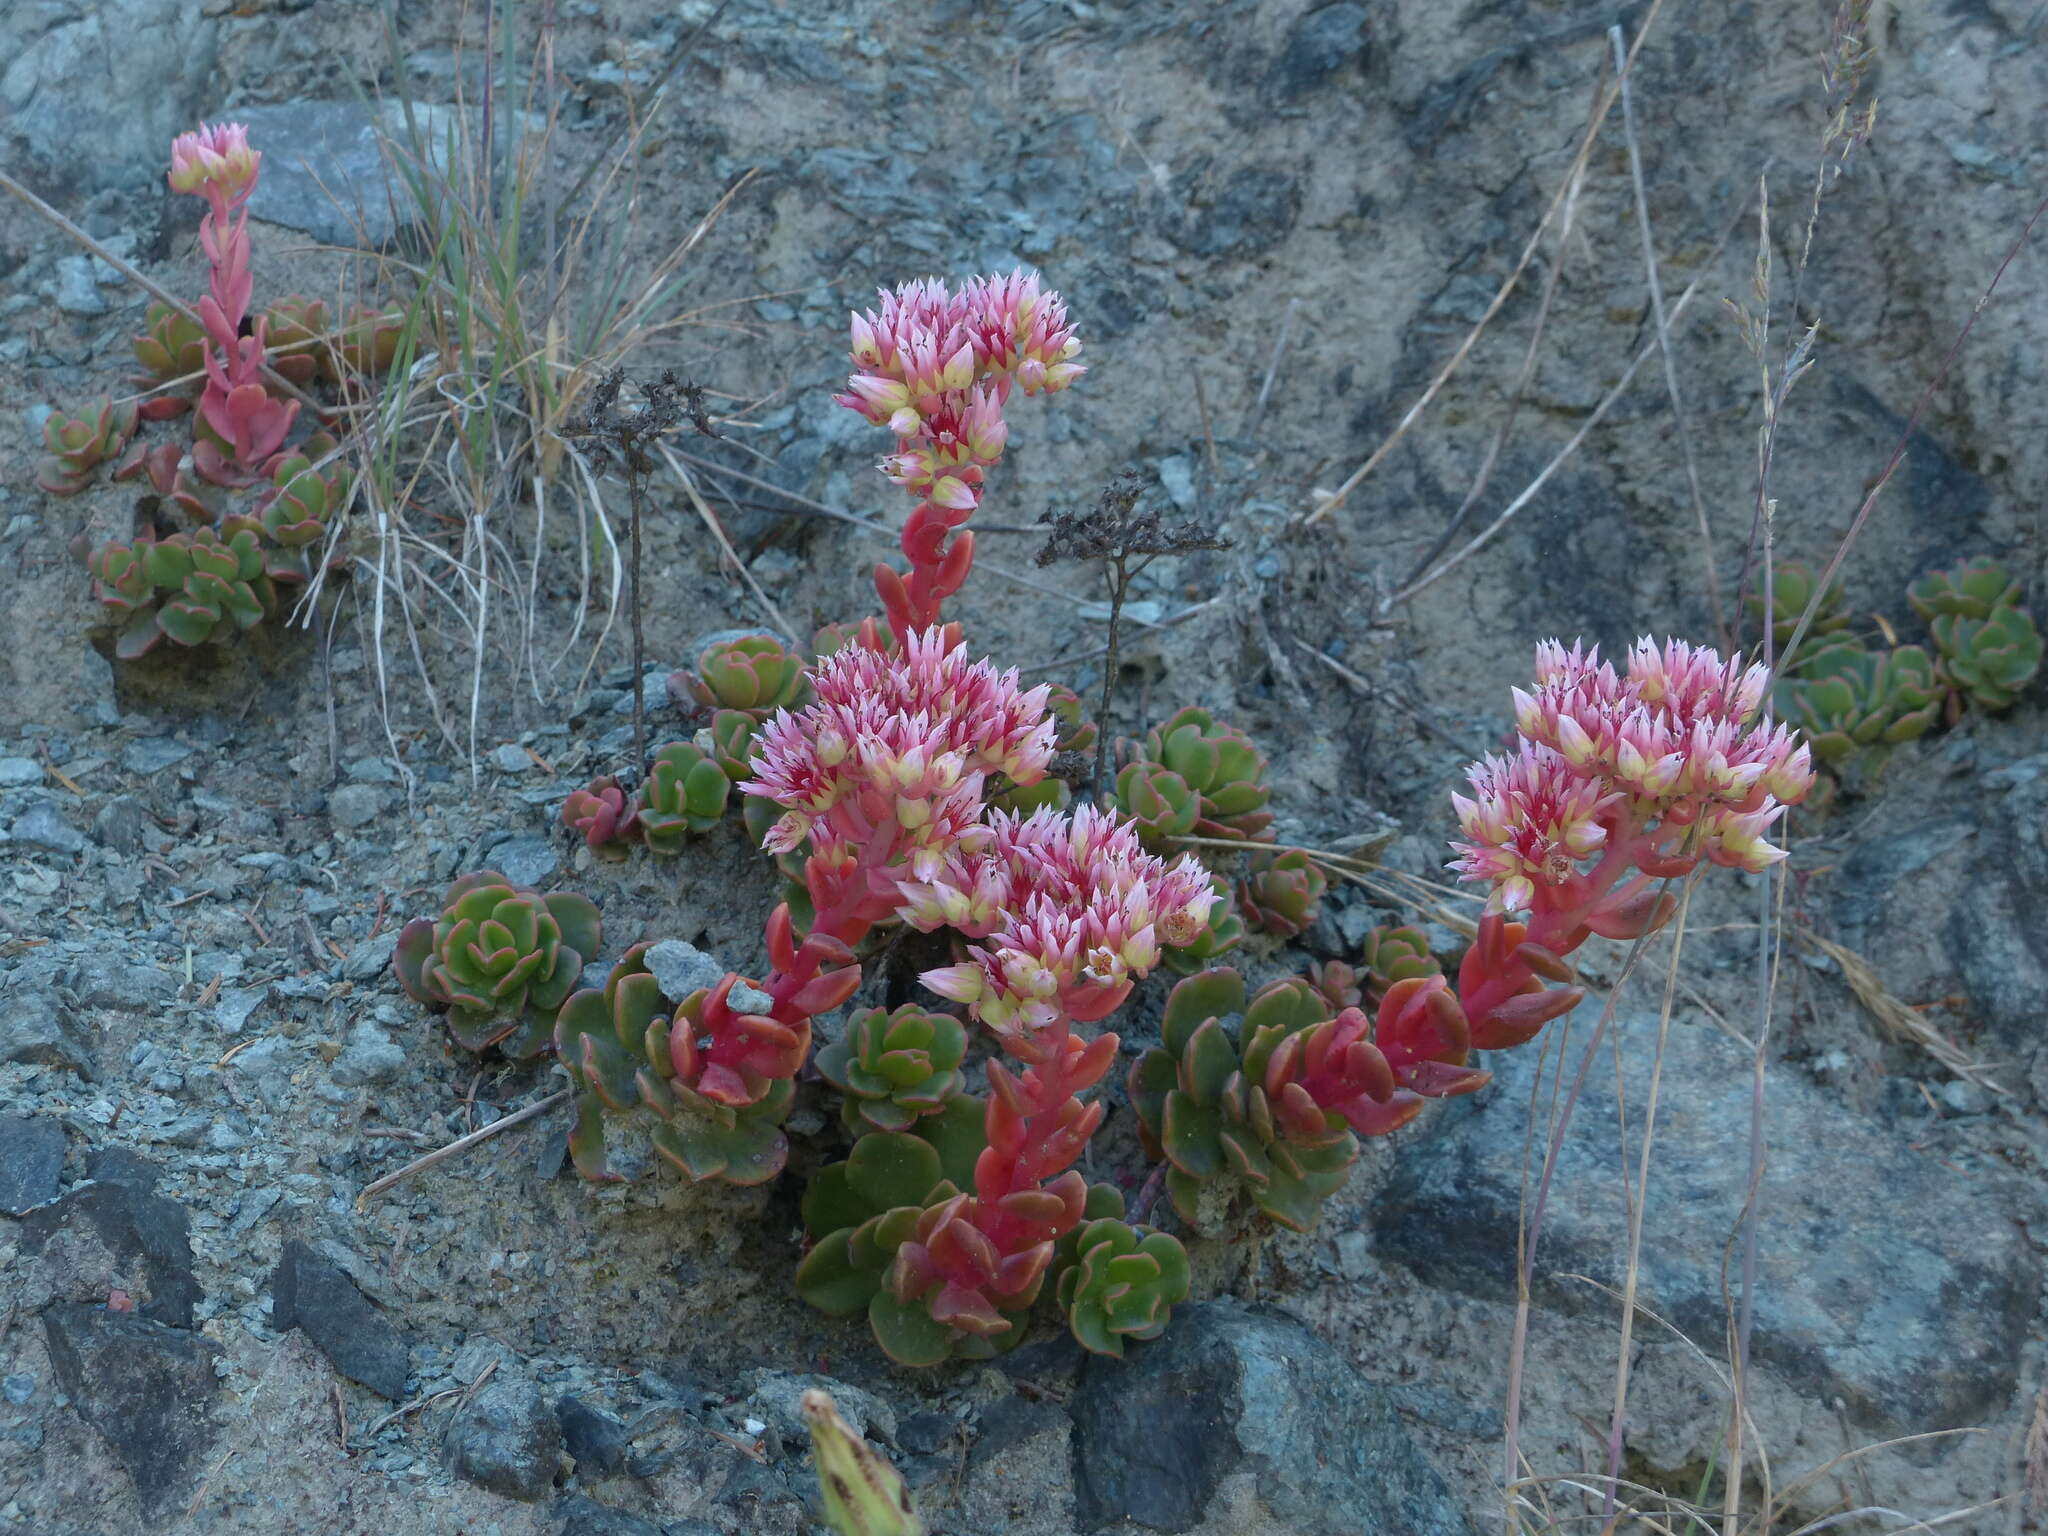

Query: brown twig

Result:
[355,1089,571,1209]
[0,170,324,413]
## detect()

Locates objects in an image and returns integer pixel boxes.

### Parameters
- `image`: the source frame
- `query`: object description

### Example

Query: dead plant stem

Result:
[355,1089,570,1208]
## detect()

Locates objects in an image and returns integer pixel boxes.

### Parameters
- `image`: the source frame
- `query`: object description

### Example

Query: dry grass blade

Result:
[1610,23,1722,646]
[1386,222,1738,613]
[355,1089,570,1209]
[656,442,796,641]
[1794,928,2006,1093]
[1303,0,1671,530]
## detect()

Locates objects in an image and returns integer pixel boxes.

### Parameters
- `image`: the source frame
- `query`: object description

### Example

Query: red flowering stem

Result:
[1456,813,1688,1046]
[877,494,978,644]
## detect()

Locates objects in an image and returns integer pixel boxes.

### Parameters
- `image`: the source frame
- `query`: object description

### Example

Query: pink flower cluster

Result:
[166,122,297,484]
[909,805,1215,1054]
[745,629,1056,873]
[1452,637,1815,913]
[833,272,1084,641]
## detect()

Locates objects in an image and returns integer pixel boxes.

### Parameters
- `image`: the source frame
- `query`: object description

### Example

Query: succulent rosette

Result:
[393,870,601,1056]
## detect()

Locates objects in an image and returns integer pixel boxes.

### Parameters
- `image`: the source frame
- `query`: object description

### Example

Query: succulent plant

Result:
[1360,924,1442,1002]
[1161,876,1246,976]
[1128,967,1484,1232]
[639,742,730,849]
[707,708,761,783]
[997,777,1076,816]
[37,398,139,495]
[1042,683,1098,755]
[803,1388,925,1536]
[816,1005,969,1134]
[263,296,331,385]
[1908,556,2022,623]
[1774,643,1944,765]
[679,634,807,716]
[394,870,602,1057]
[1053,1216,1190,1358]
[258,441,352,552]
[795,1115,982,1334]
[559,776,640,859]
[555,943,808,1185]
[1304,958,1363,1011]
[1236,848,1326,937]
[1114,706,1273,853]
[130,304,207,417]
[1747,559,1847,653]
[1932,604,2041,712]
[1110,760,1201,851]
[87,525,283,659]
[334,304,406,378]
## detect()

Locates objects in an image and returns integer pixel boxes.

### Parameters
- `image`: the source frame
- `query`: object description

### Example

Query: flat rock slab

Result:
[1373,1015,2037,1434]
[445,1374,561,1501]
[1070,1300,1468,1535]
[0,987,97,1078]
[19,1168,201,1328]
[0,1112,65,1215]
[272,1239,411,1401]
[42,1304,222,1518]
[235,99,536,250]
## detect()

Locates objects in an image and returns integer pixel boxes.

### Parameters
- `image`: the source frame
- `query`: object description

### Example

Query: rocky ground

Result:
[3,1,2047,1533]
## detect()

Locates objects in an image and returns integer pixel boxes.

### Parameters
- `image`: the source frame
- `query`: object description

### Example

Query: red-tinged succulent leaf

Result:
[867,1291,954,1366]
[1471,985,1584,1051]
[1161,1092,1224,1179]
[565,1091,622,1183]
[1584,888,1677,941]
[1401,1059,1491,1099]
[1180,1017,1237,1103]
[542,891,602,961]
[796,1229,881,1317]
[111,605,163,659]
[1341,1091,1427,1139]
[393,918,435,1001]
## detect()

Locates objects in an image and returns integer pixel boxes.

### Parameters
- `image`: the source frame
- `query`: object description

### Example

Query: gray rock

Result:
[552,1496,664,1536]
[1273,4,1372,98]
[1830,783,2048,1074]
[0,757,44,787]
[444,1374,562,1501]
[68,953,177,1010]
[228,1036,296,1109]
[1070,1300,1466,1535]
[971,1393,1067,1478]
[645,940,726,1005]
[740,1370,895,1446]
[12,799,86,855]
[19,1162,201,1328]
[492,835,559,889]
[233,100,532,249]
[330,1019,406,1087]
[0,1113,65,1216]
[1164,166,1302,259]
[122,737,193,776]
[553,1396,628,1475]
[1374,1015,2038,1435]
[53,255,107,317]
[896,1409,960,1456]
[327,783,390,829]
[92,794,151,852]
[1,2,220,194]
[0,988,96,1077]
[42,1305,222,1519]
[491,743,534,772]
[272,1239,411,1401]
[341,930,400,982]
[215,985,269,1035]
